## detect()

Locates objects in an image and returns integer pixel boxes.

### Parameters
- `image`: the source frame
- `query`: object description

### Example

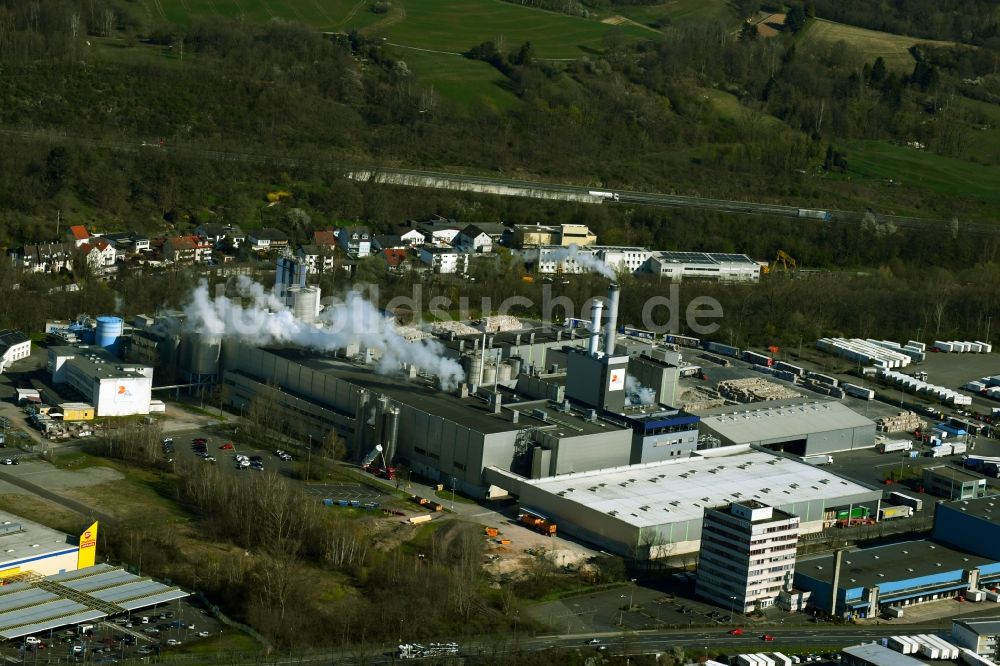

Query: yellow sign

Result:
[77,521,98,569]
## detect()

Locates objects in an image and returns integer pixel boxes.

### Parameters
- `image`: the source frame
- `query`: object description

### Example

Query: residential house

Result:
[373,234,403,252]
[16,242,75,273]
[77,239,117,272]
[67,225,90,248]
[392,225,427,246]
[163,235,212,263]
[297,244,339,274]
[247,228,289,252]
[98,232,151,254]
[0,330,31,374]
[453,223,507,254]
[312,230,338,247]
[195,223,245,249]
[416,219,464,246]
[419,247,468,274]
[380,248,408,271]
[338,226,372,258]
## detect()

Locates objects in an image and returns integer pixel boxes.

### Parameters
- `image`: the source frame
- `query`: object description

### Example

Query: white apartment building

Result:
[419,247,468,274]
[696,500,800,614]
[0,330,31,374]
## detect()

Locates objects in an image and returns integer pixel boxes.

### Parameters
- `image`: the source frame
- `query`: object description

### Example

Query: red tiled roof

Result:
[313,230,338,246]
[382,248,407,267]
[69,225,90,240]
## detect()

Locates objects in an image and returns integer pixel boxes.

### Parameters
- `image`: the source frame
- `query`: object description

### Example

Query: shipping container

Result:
[966,589,985,602]
[929,444,954,457]
[807,372,839,387]
[907,341,927,352]
[934,341,954,352]
[774,361,805,377]
[843,383,875,400]
[836,506,872,520]
[704,341,741,358]
[743,351,773,367]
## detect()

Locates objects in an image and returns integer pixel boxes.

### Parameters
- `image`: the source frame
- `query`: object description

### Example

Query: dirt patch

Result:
[756,13,786,38]
[602,15,627,25]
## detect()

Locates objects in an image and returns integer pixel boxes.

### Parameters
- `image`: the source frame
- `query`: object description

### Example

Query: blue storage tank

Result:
[95,316,124,356]
[68,323,94,345]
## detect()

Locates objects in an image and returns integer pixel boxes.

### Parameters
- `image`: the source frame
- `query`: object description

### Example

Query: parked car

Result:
[166,639,182,646]
[219,442,234,450]
[196,631,210,638]
[25,637,41,645]
[2,458,18,465]
[191,438,207,445]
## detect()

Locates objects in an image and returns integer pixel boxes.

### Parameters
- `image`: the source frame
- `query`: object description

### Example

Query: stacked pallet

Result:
[877,411,926,433]
[717,378,800,403]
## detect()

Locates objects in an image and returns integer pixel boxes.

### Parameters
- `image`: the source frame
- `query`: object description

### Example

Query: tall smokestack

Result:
[604,283,620,355]
[588,299,604,356]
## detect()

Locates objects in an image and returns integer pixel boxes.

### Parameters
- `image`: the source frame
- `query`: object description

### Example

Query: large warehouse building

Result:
[0,514,92,579]
[697,400,877,456]
[48,346,153,417]
[932,497,1000,560]
[485,450,881,558]
[795,540,1000,619]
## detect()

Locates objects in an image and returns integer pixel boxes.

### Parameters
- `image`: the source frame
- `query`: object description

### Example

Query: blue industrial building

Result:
[933,497,1000,561]
[795,540,1000,619]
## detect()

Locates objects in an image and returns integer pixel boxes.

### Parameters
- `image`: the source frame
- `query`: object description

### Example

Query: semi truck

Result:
[798,209,833,221]
[800,454,833,466]
[929,444,954,457]
[879,505,914,520]
[888,491,923,511]
[876,439,913,453]
[588,190,620,202]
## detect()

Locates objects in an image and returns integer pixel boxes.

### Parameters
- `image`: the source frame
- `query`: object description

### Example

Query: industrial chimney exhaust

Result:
[604,283,620,355]
[588,299,604,356]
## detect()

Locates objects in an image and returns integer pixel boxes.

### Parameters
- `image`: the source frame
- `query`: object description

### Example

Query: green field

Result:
[844,140,1000,206]
[387,47,518,110]
[145,0,652,57]
[802,19,957,70]
[143,0,655,108]
[612,0,733,29]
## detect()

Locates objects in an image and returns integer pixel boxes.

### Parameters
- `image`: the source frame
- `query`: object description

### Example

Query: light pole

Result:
[730,595,738,622]
[306,434,313,483]
[629,578,637,610]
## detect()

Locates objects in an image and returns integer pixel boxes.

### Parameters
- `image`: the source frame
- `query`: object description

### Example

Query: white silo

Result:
[288,286,321,324]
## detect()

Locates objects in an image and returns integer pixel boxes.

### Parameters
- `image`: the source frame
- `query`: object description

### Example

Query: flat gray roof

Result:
[843,643,928,666]
[943,497,1000,524]
[267,348,615,436]
[0,513,76,571]
[0,564,188,640]
[504,450,878,529]
[699,400,875,443]
[954,617,1000,635]
[799,540,997,590]
[924,466,984,483]
[50,346,150,381]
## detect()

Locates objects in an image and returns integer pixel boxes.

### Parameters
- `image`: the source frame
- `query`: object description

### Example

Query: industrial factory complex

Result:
[19,257,1000,639]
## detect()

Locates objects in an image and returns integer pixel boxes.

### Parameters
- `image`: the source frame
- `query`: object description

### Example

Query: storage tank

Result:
[95,316,124,355]
[288,286,321,324]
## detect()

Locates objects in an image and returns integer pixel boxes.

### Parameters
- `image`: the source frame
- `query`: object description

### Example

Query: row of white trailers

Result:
[934,340,993,353]
[816,338,917,369]
[878,369,973,406]
[964,376,1000,401]
[736,653,794,666]
[885,634,959,660]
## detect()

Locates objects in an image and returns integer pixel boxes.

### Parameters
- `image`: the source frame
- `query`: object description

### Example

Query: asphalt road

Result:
[1,128,982,234]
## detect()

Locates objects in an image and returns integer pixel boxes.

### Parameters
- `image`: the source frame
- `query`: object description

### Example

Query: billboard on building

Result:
[78,521,98,569]
[608,369,625,391]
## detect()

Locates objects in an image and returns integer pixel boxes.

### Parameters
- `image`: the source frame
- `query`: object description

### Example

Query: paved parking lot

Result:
[0,597,225,663]
[165,428,299,477]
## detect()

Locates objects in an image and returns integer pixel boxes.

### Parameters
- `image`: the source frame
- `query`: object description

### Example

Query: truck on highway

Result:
[588,190,620,202]
[797,209,833,221]
[800,454,833,466]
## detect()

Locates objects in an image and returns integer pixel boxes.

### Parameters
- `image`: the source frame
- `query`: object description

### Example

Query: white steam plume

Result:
[542,244,617,280]
[625,375,657,407]
[182,277,465,390]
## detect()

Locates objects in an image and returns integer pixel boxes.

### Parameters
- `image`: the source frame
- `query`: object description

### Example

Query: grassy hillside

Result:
[612,0,732,29]
[844,140,1000,207]
[801,18,958,70]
